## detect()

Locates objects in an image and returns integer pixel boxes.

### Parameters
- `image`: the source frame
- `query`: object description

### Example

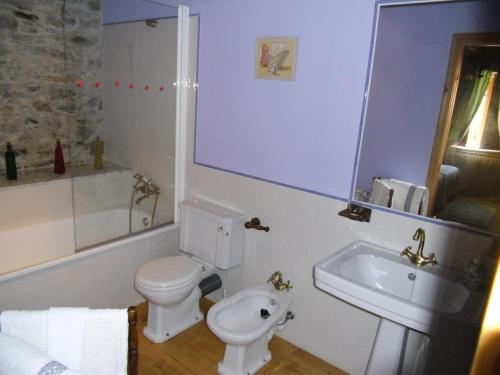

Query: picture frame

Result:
[255,37,297,81]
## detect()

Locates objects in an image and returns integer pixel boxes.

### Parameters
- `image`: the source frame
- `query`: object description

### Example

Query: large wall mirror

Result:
[354,0,500,235]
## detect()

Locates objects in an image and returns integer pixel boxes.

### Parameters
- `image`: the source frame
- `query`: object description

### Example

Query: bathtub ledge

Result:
[0,223,179,283]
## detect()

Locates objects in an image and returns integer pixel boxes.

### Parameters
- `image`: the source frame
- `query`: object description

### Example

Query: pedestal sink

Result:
[313,241,469,375]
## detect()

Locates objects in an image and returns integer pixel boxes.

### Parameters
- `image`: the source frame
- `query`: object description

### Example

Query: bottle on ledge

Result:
[4,142,17,180]
[54,138,65,174]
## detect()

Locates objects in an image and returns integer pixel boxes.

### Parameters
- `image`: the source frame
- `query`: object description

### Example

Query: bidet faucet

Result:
[401,228,438,267]
[268,271,292,291]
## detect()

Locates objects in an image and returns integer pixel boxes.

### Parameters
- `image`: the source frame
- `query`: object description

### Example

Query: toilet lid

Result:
[136,255,203,289]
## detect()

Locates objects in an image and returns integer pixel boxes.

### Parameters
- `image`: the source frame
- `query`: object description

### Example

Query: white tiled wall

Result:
[102,18,178,225]
[183,18,494,375]
[0,226,180,310]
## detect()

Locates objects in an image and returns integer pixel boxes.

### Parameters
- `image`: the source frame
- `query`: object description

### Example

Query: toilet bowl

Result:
[207,284,294,375]
[134,200,246,343]
[135,255,214,342]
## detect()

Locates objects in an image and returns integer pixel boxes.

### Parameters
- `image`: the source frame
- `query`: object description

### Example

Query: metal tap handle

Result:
[277,311,295,327]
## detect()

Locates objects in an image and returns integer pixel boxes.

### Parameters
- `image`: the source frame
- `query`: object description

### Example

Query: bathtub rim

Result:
[0,223,179,283]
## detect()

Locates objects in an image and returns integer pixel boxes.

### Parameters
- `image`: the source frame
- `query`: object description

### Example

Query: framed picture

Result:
[255,37,297,81]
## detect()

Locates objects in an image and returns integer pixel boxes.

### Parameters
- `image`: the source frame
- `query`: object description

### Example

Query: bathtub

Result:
[0,206,170,275]
[0,167,172,276]
[0,222,180,310]
[75,207,170,249]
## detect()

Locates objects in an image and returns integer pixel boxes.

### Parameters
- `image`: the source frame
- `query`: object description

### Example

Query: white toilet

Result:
[134,200,245,343]
[207,283,294,375]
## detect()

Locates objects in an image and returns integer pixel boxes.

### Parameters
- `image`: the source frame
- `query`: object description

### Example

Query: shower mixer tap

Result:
[133,173,148,192]
[129,173,160,233]
[135,180,160,205]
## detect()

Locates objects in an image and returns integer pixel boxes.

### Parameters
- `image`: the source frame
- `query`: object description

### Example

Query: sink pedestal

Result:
[366,319,407,375]
[367,318,429,375]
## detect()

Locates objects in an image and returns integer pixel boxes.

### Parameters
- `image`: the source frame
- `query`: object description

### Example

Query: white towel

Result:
[80,309,128,375]
[0,332,81,375]
[0,310,48,352]
[370,178,393,207]
[387,179,429,215]
[48,307,89,371]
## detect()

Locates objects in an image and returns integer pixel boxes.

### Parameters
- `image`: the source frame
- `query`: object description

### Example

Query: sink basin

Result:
[314,241,469,334]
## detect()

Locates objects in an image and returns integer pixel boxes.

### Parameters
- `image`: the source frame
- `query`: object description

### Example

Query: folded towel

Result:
[80,309,128,375]
[0,332,81,375]
[388,179,429,215]
[0,310,48,352]
[48,308,89,371]
[2,308,127,375]
[369,178,393,207]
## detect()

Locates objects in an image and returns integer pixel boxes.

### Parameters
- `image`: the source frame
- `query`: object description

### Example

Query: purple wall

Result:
[191,0,374,199]
[356,0,500,191]
[102,0,499,200]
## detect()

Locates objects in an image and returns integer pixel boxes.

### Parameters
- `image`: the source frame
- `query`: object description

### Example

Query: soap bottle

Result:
[4,142,17,180]
[94,136,104,170]
[54,138,65,174]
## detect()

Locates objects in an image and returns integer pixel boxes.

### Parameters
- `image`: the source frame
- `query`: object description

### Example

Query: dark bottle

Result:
[54,138,65,174]
[5,143,17,180]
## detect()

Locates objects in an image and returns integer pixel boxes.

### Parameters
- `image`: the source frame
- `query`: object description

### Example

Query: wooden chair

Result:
[127,306,138,375]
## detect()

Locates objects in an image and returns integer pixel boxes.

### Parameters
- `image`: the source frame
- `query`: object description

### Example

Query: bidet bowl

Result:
[207,284,293,345]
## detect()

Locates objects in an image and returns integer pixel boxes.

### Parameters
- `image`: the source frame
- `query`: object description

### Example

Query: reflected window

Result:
[465,72,497,149]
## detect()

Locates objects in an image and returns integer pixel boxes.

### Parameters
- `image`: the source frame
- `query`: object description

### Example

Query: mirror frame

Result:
[350,0,500,238]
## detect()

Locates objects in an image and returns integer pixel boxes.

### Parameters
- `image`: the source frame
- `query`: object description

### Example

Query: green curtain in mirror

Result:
[447,69,493,146]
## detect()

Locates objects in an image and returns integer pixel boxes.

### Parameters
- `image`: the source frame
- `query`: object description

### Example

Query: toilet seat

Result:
[135,255,203,291]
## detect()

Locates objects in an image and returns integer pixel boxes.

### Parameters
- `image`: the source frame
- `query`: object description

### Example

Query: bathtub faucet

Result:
[135,180,160,205]
[133,173,148,193]
[130,173,160,233]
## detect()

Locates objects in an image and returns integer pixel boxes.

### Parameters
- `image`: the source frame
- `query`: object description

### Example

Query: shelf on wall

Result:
[0,162,130,190]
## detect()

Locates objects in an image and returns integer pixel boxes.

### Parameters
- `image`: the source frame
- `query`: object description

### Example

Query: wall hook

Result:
[244,217,270,232]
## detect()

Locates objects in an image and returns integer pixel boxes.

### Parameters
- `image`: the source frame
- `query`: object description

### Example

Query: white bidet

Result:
[207,284,294,375]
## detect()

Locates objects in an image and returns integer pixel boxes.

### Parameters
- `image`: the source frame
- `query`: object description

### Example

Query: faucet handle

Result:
[401,246,412,256]
[282,280,293,291]
[428,253,438,265]
[268,271,282,284]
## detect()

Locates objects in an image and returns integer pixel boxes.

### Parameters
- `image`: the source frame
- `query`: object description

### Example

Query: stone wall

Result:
[64,0,103,166]
[0,0,102,172]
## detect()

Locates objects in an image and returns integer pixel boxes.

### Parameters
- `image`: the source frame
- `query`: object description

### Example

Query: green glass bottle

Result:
[5,142,17,180]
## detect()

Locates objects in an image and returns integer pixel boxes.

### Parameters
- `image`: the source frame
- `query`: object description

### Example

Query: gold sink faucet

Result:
[268,271,292,291]
[401,228,438,266]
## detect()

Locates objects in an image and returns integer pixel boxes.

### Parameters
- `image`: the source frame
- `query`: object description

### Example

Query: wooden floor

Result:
[136,300,347,375]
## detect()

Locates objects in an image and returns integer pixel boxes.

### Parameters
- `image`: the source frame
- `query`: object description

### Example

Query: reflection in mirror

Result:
[0,0,181,275]
[354,0,500,234]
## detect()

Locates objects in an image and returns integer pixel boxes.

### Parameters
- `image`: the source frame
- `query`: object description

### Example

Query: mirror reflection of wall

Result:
[354,0,500,234]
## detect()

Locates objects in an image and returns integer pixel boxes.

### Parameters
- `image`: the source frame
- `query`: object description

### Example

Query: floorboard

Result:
[136,300,348,375]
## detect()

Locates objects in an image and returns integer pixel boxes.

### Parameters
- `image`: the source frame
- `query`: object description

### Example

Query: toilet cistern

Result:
[268,271,292,291]
[400,228,438,267]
